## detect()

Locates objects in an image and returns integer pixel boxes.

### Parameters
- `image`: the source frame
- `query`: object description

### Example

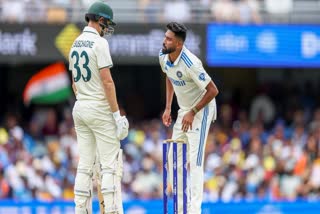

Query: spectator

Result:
[264,0,293,22]
[265,0,293,14]
[211,0,239,23]
[131,156,161,199]
[0,168,10,199]
[237,0,261,24]
[250,86,276,125]
[41,109,59,140]
[163,0,191,23]
[25,0,46,23]
[1,0,26,23]
[139,0,163,23]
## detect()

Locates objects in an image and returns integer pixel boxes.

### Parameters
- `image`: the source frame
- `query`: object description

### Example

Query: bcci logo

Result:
[199,73,205,81]
[176,71,183,79]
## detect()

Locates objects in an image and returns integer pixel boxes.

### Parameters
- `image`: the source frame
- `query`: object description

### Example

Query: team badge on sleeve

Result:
[199,73,206,81]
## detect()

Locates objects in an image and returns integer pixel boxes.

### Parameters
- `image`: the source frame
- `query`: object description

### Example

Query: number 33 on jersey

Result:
[69,26,113,101]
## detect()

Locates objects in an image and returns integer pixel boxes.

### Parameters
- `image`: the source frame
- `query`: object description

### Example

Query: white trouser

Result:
[168,100,215,214]
[73,100,123,214]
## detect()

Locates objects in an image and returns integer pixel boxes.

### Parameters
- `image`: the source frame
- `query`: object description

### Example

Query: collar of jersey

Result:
[165,45,186,67]
[83,26,99,35]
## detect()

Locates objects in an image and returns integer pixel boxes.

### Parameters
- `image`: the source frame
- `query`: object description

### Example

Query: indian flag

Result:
[23,62,72,105]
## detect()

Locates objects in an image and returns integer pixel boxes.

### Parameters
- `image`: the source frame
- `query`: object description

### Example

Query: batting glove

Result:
[113,111,129,140]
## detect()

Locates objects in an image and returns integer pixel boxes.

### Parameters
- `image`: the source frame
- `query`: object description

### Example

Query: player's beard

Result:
[99,23,107,37]
[98,27,105,37]
[162,44,175,54]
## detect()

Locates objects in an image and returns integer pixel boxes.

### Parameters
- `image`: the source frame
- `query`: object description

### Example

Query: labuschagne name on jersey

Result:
[73,40,95,48]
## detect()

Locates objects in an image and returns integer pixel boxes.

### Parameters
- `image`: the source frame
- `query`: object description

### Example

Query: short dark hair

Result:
[85,13,99,23]
[166,22,187,42]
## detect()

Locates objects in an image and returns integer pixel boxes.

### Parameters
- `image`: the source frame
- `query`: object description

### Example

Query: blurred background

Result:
[1,0,320,213]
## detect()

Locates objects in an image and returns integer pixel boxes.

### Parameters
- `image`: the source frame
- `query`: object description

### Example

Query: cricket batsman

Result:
[69,1,128,213]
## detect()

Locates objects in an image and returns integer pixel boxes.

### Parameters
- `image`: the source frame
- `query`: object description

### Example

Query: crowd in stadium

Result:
[0,0,298,24]
[1,0,320,207]
[1,80,320,202]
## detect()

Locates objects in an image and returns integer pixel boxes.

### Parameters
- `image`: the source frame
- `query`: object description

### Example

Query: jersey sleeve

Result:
[96,39,113,70]
[187,59,211,90]
[159,49,166,73]
[68,56,72,72]
[68,50,73,72]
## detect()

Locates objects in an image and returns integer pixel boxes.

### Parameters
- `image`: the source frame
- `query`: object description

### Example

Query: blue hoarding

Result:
[0,200,320,214]
[207,24,320,67]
